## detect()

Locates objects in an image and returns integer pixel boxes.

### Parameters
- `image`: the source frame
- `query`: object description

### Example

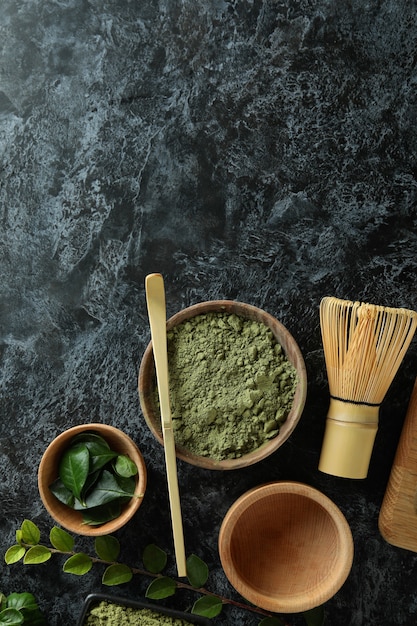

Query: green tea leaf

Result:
[114,474,137,496]
[191,595,223,618]
[302,605,325,626]
[145,577,176,600]
[89,449,118,473]
[4,545,25,565]
[76,470,135,509]
[72,433,118,472]
[0,607,24,624]
[259,618,285,626]
[90,451,119,472]
[102,564,133,586]
[81,501,122,526]
[15,530,22,545]
[71,432,110,449]
[23,546,51,565]
[49,479,75,507]
[16,606,45,626]
[186,554,209,588]
[59,443,90,503]
[6,593,37,612]
[20,520,40,545]
[114,455,138,478]
[95,535,120,562]
[63,553,92,575]
[81,469,101,498]
[49,527,74,552]
[142,544,167,574]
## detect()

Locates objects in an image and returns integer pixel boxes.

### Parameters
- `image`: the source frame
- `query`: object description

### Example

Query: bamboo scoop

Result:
[145,273,187,577]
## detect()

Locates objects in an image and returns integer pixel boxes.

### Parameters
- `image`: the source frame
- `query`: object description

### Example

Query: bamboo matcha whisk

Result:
[318,296,417,479]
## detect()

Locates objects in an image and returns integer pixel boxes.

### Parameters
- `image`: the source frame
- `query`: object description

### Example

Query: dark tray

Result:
[77,592,212,625]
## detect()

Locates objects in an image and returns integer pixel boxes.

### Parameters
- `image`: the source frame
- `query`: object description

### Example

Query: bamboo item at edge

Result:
[318,297,417,479]
[378,377,417,552]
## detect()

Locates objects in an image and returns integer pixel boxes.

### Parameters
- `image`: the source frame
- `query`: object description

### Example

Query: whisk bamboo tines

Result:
[318,296,417,479]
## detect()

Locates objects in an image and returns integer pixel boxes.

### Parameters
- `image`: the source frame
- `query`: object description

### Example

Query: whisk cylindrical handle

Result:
[319,399,379,478]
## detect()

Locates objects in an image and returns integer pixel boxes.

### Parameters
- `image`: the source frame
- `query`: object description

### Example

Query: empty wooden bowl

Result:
[38,423,147,536]
[218,482,354,613]
[138,300,307,470]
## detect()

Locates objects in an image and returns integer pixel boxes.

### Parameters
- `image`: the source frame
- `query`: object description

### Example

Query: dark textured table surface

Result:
[1,1,417,624]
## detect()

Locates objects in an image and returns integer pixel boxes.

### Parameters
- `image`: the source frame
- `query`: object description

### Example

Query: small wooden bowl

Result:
[138,300,307,470]
[218,482,354,613]
[38,424,147,536]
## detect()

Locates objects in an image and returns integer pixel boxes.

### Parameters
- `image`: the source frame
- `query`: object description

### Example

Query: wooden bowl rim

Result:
[38,423,147,536]
[138,300,307,470]
[218,481,354,613]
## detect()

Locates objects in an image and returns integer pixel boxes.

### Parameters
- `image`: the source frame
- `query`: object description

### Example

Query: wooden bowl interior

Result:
[138,301,307,469]
[219,482,353,613]
[38,423,147,536]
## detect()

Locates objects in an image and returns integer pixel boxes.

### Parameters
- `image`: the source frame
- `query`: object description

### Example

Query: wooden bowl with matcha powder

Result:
[138,300,307,470]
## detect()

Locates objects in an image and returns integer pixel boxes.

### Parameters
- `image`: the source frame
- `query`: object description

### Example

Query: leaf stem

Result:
[19,541,292,624]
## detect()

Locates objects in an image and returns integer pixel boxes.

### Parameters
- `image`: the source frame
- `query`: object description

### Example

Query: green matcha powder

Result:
[85,601,194,625]
[154,311,298,460]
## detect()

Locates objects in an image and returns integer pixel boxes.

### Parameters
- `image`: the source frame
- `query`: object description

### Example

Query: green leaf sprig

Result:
[5,520,325,626]
[0,590,46,625]
[49,432,140,526]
